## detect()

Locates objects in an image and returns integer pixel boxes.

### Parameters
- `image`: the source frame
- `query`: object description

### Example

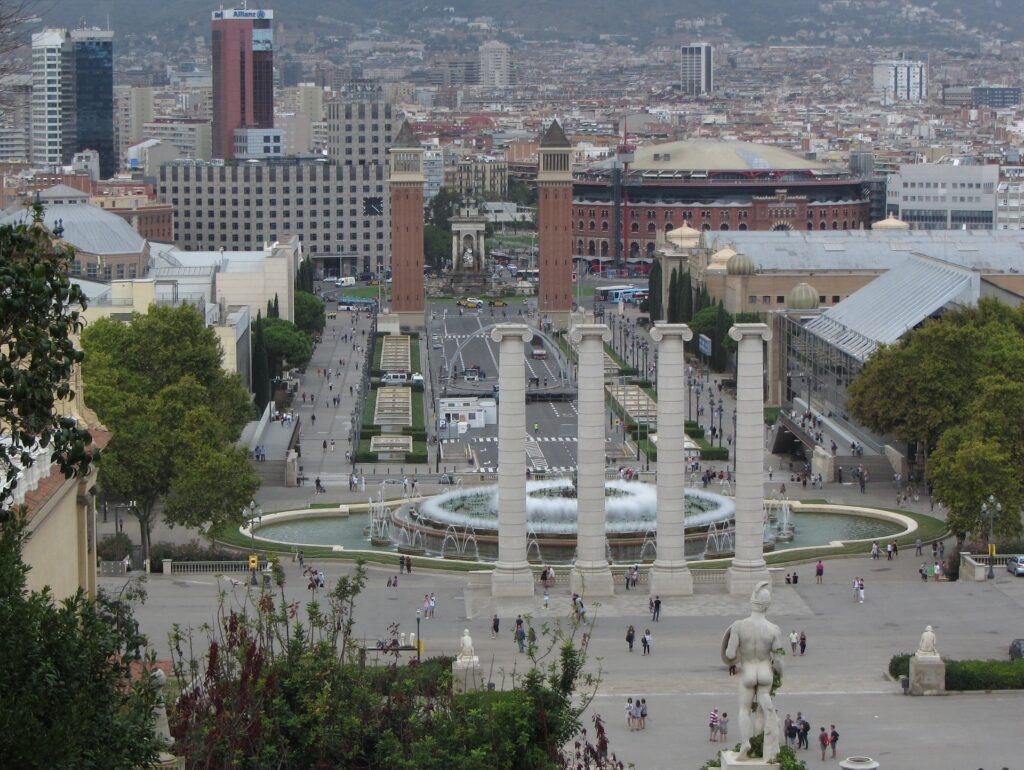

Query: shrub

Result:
[701,447,730,461]
[889,653,911,678]
[945,659,1024,690]
[685,424,705,439]
[97,533,133,561]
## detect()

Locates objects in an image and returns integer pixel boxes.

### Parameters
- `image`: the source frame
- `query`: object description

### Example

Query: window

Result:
[776,296,784,304]
[831,295,840,303]
[748,296,757,304]
[762,296,770,304]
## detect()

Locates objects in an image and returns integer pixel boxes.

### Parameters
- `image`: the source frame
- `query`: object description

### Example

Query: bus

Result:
[625,288,649,305]
[520,268,540,283]
[337,296,378,311]
[595,285,640,302]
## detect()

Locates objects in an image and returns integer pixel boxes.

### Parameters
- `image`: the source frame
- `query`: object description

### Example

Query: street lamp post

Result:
[981,494,1001,580]
[716,404,724,448]
[248,500,260,585]
[416,609,422,661]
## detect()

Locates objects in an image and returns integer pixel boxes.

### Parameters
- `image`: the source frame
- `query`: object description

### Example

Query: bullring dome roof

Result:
[726,252,755,276]
[625,140,833,172]
[787,282,820,310]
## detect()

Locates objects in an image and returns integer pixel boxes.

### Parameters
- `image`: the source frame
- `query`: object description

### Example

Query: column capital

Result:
[490,324,533,344]
[569,323,611,345]
[728,322,772,343]
[650,323,694,343]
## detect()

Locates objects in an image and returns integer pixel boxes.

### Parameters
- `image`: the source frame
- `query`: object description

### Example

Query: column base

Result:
[648,562,694,596]
[570,563,615,598]
[392,310,426,331]
[491,564,535,598]
[545,310,572,332]
[727,564,771,596]
[719,750,776,769]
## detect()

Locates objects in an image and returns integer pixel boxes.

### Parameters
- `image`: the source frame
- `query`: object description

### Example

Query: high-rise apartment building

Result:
[71,28,115,178]
[478,40,512,89]
[0,74,33,161]
[325,82,396,166]
[873,58,927,104]
[211,8,274,160]
[115,85,155,161]
[31,28,115,177]
[680,43,713,96]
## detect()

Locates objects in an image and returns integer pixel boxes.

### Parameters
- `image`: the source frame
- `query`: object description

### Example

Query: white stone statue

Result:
[462,247,475,269]
[916,625,939,658]
[721,581,786,762]
[459,628,475,661]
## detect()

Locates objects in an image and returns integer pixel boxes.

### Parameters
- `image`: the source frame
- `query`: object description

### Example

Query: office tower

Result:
[873,58,927,104]
[71,28,115,178]
[115,85,155,160]
[211,8,274,160]
[31,29,73,170]
[886,163,997,230]
[680,43,713,96]
[478,40,512,89]
[31,28,115,177]
[325,81,396,166]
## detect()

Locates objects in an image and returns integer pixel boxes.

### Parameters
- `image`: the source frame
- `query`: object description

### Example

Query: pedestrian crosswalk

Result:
[445,436,578,443]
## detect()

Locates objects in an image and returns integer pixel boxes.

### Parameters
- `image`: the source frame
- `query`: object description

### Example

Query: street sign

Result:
[248,554,259,570]
[698,334,713,357]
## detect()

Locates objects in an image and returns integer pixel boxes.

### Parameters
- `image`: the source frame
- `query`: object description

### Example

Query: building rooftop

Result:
[615,140,833,172]
[0,199,146,257]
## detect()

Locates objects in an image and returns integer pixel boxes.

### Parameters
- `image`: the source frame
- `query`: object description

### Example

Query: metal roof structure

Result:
[802,254,977,361]
[0,201,146,256]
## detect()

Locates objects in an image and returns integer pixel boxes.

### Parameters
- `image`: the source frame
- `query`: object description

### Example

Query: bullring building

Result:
[573,140,870,263]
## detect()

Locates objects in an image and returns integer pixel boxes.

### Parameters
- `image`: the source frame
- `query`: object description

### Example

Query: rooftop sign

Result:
[212,9,273,20]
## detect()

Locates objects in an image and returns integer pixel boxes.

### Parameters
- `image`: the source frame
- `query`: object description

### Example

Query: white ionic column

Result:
[490,324,535,597]
[727,322,772,596]
[570,324,615,597]
[649,323,694,597]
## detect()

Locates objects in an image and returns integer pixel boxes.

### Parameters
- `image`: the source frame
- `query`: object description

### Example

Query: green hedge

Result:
[685,424,705,439]
[701,446,730,461]
[888,653,1024,690]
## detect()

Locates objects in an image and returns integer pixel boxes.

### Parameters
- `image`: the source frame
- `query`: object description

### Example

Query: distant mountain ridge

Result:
[39,0,1020,45]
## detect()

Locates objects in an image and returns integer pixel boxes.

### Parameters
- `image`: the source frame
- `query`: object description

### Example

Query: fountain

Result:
[387,478,736,564]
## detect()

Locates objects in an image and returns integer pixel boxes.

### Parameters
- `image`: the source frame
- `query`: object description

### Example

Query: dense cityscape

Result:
[1,2,1023,768]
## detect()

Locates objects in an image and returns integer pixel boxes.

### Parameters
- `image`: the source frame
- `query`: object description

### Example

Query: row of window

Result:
[180,220,384,231]
[70,261,137,279]
[165,185,383,194]
[751,294,842,305]
[575,206,855,220]
[182,233,382,253]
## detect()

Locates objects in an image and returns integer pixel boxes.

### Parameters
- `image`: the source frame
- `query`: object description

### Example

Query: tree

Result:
[251,312,270,412]
[428,187,462,230]
[162,444,260,536]
[0,202,97,504]
[424,223,450,269]
[272,293,280,318]
[293,290,325,337]
[666,268,679,323]
[506,177,537,207]
[680,270,694,323]
[295,258,315,293]
[0,514,163,768]
[262,317,313,377]
[81,306,257,559]
[647,260,662,321]
[711,302,729,372]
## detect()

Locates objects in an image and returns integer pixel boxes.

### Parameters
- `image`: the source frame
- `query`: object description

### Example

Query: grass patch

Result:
[337,286,390,299]
[372,333,383,372]
[412,390,425,431]
[764,406,781,425]
[410,338,421,373]
[361,387,378,427]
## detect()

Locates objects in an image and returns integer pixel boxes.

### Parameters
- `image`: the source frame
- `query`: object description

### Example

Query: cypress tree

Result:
[252,312,270,412]
[680,270,693,323]
[648,260,662,321]
[712,302,729,372]
[273,293,280,318]
[667,268,679,323]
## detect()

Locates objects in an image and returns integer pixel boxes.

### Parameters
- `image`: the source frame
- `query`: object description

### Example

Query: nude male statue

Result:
[721,581,786,762]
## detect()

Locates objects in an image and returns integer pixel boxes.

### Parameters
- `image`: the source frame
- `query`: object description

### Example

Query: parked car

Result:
[1006,555,1024,576]
[431,335,443,349]
[458,297,483,309]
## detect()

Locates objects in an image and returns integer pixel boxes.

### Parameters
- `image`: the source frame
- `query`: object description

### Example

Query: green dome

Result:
[787,282,819,310]
[726,252,755,275]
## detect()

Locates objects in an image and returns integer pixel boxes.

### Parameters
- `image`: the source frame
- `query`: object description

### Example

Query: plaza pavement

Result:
[97,293,1023,769]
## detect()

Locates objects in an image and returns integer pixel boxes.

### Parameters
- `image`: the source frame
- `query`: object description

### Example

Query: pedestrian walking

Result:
[717,712,728,743]
[322,439,328,453]
[852,577,860,601]
[919,562,929,581]
[799,630,807,655]
[639,698,648,730]
[626,624,636,652]
[543,589,549,610]
[330,439,335,452]
[428,593,436,618]
[815,560,824,584]
[652,595,661,622]
[915,538,923,556]
[799,719,810,750]
[789,629,799,654]
[515,625,526,653]
[626,697,635,731]
[857,577,865,603]
[640,628,650,655]
[870,541,879,560]
[491,614,500,638]
[886,542,893,560]
[708,708,720,741]
[819,727,830,760]
[643,628,652,655]
[829,725,839,759]
[784,715,795,747]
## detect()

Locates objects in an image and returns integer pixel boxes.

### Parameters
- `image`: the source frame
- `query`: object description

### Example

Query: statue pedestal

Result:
[909,653,946,695]
[719,750,777,769]
[452,657,484,693]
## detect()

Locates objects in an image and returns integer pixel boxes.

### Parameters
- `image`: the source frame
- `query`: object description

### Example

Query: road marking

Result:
[525,438,549,471]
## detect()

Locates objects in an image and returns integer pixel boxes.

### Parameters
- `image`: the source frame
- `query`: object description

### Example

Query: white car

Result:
[1007,555,1024,576]
[410,372,425,384]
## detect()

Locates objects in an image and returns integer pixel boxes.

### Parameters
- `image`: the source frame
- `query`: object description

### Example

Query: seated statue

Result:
[916,625,939,657]
[462,248,475,269]
[459,628,475,661]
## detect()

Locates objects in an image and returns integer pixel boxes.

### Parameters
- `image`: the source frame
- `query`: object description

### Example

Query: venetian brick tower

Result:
[537,120,574,329]
[388,121,426,328]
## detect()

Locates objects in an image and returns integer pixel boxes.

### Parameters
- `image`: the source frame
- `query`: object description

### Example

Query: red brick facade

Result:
[390,182,424,313]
